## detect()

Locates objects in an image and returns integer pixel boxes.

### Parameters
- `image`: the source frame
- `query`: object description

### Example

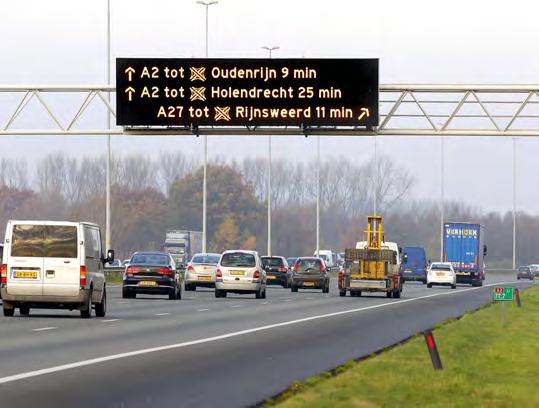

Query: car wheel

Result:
[339,290,346,297]
[131,292,137,299]
[530,276,534,281]
[262,288,267,299]
[427,283,432,288]
[291,285,298,293]
[80,289,92,319]
[122,287,130,299]
[3,301,14,317]
[19,304,30,316]
[169,288,177,300]
[393,290,401,299]
[95,288,107,317]
[451,284,457,289]
[386,292,392,298]
[422,279,427,285]
[215,289,221,298]
[176,285,182,300]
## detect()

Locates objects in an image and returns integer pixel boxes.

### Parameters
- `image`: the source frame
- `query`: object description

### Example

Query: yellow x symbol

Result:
[214,106,231,121]
[190,87,206,102]
[190,67,206,81]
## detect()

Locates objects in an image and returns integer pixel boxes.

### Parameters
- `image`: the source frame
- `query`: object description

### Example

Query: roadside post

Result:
[492,286,514,325]
[514,288,521,307]
[423,330,443,371]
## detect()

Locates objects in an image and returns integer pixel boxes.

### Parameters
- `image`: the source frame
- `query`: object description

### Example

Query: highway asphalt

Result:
[0,273,531,407]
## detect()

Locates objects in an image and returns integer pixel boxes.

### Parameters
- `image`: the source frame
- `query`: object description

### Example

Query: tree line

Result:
[0,153,536,267]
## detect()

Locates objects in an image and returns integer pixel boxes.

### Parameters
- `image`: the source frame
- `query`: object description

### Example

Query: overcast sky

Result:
[1,0,538,214]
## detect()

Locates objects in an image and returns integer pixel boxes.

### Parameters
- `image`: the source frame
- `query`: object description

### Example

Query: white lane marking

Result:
[0,280,524,385]
[102,319,120,323]
[197,308,209,312]
[261,302,269,305]
[117,301,129,304]
[305,297,314,300]
[283,299,292,302]
[154,313,171,316]
[231,305,242,308]
[32,327,57,332]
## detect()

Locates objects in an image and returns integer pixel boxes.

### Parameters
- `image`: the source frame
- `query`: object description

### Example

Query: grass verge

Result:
[105,272,123,284]
[267,286,539,408]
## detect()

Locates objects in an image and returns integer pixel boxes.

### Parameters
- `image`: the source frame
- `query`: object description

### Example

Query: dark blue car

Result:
[402,246,427,284]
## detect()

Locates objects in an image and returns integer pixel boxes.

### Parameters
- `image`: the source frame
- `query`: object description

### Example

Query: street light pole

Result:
[373,134,377,215]
[512,138,517,270]
[261,46,279,256]
[440,135,445,261]
[196,0,218,253]
[316,136,320,256]
[105,0,112,252]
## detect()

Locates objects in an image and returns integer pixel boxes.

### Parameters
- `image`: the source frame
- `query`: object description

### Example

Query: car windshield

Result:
[318,254,328,261]
[11,224,78,258]
[261,257,284,267]
[530,265,539,271]
[431,264,451,271]
[131,254,169,266]
[191,254,220,264]
[297,258,322,273]
[518,266,528,272]
[221,253,256,267]
[286,258,296,266]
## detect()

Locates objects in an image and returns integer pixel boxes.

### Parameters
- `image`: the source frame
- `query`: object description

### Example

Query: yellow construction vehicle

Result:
[339,216,403,298]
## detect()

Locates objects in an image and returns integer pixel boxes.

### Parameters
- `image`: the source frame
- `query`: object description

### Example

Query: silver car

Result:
[185,253,221,291]
[215,250,266,299]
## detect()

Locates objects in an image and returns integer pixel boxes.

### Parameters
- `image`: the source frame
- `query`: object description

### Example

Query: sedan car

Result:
[215,250,266,299]
[261,256,292,288]
[185,253,221,291]
[122,252,182,300]
[290,257,330,293]
[427,262,456,289]
[517,265,533,280]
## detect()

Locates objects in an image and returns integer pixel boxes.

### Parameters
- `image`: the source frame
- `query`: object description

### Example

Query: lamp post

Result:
[105,0,112,253]
[261,46,279,256]
[196,0,218,253]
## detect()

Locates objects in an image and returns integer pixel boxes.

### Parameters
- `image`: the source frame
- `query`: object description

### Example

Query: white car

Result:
[427,262,457,289]
[185,252,221,291]
[215,250,266,299]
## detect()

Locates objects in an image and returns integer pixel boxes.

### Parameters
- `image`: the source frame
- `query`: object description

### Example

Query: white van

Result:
[314,250,335,270]
[1,220,113,318]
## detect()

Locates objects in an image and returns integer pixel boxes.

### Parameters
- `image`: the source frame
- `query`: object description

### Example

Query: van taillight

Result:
[80,266,87,286]
[158,267,173,275]
[216,269,223,282]
[1,264,7,284]
[277,267,286,272]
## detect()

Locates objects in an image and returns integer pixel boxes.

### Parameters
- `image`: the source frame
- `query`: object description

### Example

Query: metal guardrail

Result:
[1,84,539,136]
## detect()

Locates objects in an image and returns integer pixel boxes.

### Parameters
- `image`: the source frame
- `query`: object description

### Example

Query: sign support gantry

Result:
[1,84,539,137]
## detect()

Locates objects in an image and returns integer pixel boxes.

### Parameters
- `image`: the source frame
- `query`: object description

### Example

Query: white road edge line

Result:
[0,280,523,385]
[32,327,57,332]
[102,319,120,323]
[154,313,171,316]
[197,308,209,312]
[231,305,242,308]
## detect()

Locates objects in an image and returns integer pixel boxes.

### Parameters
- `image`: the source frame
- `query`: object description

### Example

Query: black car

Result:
[122,251,181,300]
[261,256,292,288]
[517,265,535,280]
[291,257,330,293]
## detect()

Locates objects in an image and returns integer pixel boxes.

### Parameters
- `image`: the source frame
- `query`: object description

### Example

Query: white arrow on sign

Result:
[125,67,135,82]
[358,107,370,121]
[125,87,135,102]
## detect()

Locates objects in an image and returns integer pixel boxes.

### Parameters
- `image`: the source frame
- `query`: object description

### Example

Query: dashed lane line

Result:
[32,327,57,332]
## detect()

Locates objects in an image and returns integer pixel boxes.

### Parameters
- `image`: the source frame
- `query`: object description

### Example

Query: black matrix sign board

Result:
[116,58,378,127]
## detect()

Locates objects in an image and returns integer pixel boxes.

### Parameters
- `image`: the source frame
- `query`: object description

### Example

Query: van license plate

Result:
[138,281,157,286]
[14,271,38,279]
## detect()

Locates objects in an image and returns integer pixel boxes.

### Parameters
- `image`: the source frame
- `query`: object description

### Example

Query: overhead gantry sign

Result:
[115,58,379,128]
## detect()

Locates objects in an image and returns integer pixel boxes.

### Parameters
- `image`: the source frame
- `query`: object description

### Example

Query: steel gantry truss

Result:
[1,84,539,136]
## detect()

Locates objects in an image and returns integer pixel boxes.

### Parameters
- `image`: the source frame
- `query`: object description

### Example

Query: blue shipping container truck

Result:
[402,246,428,284]
[443,222,486,286]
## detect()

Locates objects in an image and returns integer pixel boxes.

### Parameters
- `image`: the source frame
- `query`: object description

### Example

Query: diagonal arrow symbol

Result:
[125,86,135,102]
[357,107,370,121]
[125,67,136,82]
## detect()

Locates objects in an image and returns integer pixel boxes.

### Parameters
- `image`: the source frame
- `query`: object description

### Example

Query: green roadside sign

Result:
[492,286,514,301]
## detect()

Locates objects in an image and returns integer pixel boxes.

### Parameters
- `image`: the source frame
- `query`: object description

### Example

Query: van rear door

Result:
[6,222,45,296]
[42,223,80,297]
